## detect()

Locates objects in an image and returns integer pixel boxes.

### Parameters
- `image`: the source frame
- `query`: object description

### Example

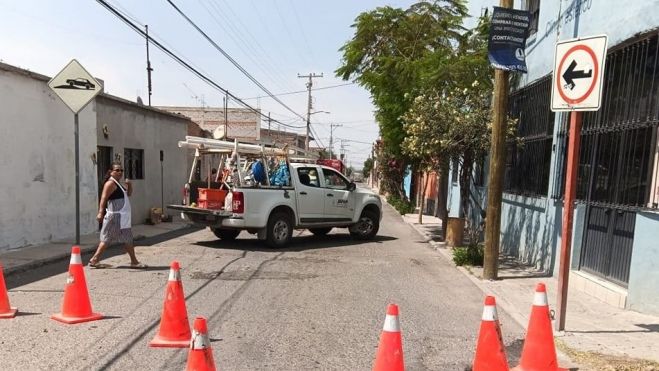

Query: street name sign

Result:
[48,59,103,114]
[551,35,607,112]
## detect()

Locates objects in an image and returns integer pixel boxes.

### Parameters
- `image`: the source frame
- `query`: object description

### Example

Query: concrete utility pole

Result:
[145,25,153,106]
[329,123,342,159]
[483,0,513,280]
[298,72,323,150]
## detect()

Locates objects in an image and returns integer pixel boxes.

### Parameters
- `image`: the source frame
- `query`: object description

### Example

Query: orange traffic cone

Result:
[150,261,191,348]
[0,262,17,319]
[473,296,509,371]
[513,283,567,371]
[52,246,103,324]
[373,303,405,371]
[186,316,217,371]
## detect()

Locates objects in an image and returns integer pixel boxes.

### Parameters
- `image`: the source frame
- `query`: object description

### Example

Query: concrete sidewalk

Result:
[402,213,659,366]
[0,220,193,276]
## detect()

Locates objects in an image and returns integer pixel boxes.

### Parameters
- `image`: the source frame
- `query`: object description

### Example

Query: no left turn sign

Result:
[551,35,607,112]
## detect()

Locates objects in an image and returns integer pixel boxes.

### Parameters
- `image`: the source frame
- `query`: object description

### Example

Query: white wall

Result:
[96,97,189,224]
[0,66,98,251]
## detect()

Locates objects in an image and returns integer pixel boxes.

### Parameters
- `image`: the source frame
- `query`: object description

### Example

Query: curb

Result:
[405,218,528,330]
[3,224,193,278]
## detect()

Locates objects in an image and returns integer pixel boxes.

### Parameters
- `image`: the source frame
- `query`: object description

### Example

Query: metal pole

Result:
[483,0,513,280]
[160,150,164,215]
[556,111,582,331]
[74,113,80,244]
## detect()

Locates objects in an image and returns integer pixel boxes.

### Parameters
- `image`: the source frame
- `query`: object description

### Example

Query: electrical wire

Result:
[241,82,355,100]
[95,0,306,130]
[166,0,307,122]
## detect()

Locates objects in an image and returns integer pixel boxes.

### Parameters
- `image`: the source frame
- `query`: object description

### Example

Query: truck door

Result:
[321,167,355,221]
[295,167,326,223]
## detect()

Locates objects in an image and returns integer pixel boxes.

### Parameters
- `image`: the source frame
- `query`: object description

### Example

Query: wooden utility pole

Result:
[298,72,323,150]
[483,0,513,280]
[145,25,153,106]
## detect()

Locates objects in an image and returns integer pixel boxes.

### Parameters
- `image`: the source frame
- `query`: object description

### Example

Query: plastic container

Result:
[198,188,227,203]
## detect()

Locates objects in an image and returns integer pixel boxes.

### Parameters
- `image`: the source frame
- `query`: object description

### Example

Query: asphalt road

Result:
[1,204,525,370]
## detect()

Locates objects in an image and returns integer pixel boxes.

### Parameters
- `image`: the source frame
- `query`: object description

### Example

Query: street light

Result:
[306,110,330,150]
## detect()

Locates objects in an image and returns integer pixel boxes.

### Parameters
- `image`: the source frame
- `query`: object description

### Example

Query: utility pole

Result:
[267,112,271,143]
[145,25,153,106]
[298,72,323,150]
[483,0,513,280]
[329,123,342,159]
[223,92,229,140]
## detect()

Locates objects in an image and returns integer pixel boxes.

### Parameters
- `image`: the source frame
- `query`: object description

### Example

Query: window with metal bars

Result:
[504,75,555,196]
[124,148,144,180]
[553,31,659,209]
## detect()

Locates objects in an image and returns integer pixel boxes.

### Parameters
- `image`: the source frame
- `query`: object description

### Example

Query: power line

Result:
[166,0,306,122]
[95,0,305,130]
[241,82,355,100]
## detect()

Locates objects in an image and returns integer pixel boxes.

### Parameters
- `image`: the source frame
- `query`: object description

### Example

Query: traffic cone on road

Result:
[0,262,17,319]
[373,303,405,371]
[185,316,217,371]
[473,296,509,371]
[52,246,103,324]
[149,261,191,348]
[513,283,567,371]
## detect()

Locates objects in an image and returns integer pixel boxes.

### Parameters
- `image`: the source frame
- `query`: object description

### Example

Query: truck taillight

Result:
[232,191,244,213]
[183,184,190,205]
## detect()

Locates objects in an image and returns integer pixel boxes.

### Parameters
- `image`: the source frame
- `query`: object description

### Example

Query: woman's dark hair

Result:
[104,161,123,182]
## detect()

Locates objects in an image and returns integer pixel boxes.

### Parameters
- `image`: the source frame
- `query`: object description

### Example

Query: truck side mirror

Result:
[348,182,356,191]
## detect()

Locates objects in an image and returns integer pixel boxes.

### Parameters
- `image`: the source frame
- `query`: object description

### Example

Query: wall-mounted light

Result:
[102,124,110,139]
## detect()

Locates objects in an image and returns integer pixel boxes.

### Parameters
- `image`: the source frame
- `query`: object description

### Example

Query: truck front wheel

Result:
[349,209,379,240]
[266,212,292,248]
[212,228,240,240]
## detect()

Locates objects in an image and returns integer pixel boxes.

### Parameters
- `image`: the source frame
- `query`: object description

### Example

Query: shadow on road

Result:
[5,226,201,290]
[193,233,397,252]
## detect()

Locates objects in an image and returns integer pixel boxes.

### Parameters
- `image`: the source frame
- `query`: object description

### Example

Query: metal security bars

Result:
[505,75,555,196]
[562,30,659,286]
[554,31,659,210]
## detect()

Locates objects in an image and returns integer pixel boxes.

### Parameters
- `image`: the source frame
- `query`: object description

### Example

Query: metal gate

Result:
[97,146,113,196]
[580,206,636,287]
[553,31,659,286]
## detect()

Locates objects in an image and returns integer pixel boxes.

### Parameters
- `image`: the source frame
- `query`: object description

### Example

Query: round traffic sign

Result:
[556,44,599,105]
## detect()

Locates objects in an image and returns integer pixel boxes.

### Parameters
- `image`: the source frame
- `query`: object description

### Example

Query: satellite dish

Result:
[137,96,144,105]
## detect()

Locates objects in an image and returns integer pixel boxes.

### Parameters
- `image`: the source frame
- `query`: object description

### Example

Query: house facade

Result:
[0,62,190,252]
[450,0,659,315]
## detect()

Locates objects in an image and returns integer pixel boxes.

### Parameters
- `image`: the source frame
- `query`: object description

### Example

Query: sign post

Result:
[48,60,103,244]
[551,35,607,331]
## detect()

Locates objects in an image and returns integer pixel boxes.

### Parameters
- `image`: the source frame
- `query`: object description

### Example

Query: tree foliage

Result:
[336,1,468,196]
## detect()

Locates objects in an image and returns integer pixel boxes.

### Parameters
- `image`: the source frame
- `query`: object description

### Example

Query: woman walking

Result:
[89,161,146,269]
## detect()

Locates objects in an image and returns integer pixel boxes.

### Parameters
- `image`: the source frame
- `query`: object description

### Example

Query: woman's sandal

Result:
[88,259,113,269]
[130,262,148,269]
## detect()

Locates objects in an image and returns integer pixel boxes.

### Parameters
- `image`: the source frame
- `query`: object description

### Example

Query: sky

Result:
[0,0,439,169]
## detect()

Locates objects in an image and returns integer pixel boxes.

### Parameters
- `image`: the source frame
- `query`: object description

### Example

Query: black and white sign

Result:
[551,35,607,111]
[48,59,103,114]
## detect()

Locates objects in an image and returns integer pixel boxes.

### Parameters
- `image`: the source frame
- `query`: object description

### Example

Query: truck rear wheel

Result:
[212,228,240,240]
[266,212,292,248]
[349,209,379,240]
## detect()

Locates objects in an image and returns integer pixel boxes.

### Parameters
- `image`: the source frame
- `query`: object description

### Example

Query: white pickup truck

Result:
[169,162,382,248]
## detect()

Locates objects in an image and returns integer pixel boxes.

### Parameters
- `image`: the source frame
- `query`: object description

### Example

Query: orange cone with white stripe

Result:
[52,246,103,324]
[473,296,509,371]
[150,261,191,348]
[373,303,404,371]
[0,262,17,319]
[513,283,567,371]
[185,316,217,371]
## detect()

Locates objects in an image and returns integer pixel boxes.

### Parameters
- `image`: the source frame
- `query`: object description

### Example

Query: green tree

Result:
[337,1,467,196]
[401,16,492,226]
[363,157,374,176]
